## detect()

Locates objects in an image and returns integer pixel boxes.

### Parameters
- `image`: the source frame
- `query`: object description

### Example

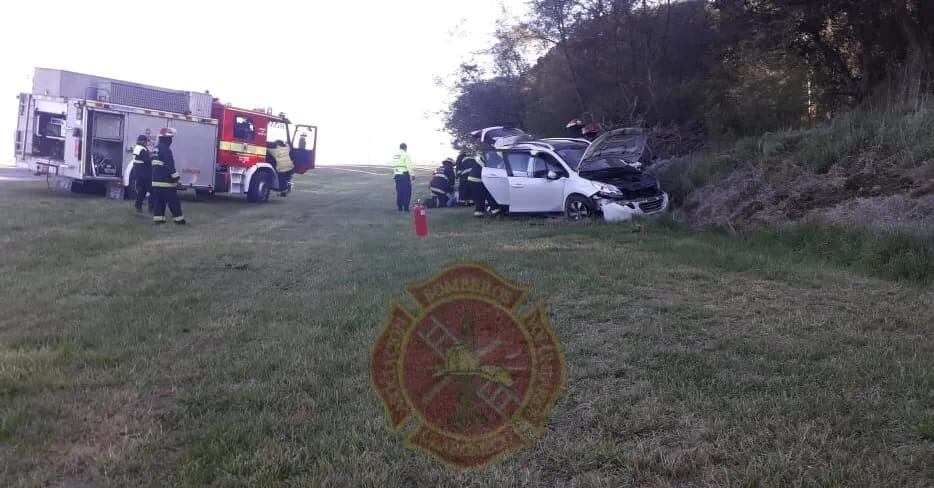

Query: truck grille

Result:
[639,198,664,213]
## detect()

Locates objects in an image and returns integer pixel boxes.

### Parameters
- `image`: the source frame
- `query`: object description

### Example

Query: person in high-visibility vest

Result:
[266,140,294,196]
[150,128,186,225]
[129,134,152,213]
[392,143,414,212]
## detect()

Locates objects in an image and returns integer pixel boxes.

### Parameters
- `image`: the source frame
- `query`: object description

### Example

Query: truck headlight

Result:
[592,181,623,198]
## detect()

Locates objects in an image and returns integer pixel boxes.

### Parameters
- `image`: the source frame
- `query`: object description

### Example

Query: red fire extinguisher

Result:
[413,200,428,237]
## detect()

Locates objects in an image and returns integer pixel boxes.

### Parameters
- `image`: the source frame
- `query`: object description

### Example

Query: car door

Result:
[507,152,567,213]
[480,149,510,205]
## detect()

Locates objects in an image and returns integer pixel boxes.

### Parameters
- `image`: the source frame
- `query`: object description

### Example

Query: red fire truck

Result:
[14,68,317,202]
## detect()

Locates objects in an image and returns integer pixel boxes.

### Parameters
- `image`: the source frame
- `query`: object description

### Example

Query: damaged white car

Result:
[481,128,669,221]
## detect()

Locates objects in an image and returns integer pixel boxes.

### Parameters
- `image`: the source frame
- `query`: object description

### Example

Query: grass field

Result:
[0,166,931,487]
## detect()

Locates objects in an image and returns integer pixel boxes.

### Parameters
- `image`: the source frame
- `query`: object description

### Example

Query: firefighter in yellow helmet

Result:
[150,128,186,225]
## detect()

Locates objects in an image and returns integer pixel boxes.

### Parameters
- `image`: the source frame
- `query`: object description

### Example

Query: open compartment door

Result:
[290,124,316,173]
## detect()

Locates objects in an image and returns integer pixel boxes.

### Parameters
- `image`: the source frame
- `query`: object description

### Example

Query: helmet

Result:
[566,118,584,129]
[136,134,149,144]
[442,157,454,165]
[400,143,407,150]
[159,127,177,138]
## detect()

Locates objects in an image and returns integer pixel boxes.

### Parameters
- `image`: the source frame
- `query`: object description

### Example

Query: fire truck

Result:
[14,68,317,202]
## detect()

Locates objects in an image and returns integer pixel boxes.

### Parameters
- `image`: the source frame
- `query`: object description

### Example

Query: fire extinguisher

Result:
[413,200,428,237]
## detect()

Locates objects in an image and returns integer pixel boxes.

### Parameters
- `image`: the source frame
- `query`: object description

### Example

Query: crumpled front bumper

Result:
[598,193,669,222]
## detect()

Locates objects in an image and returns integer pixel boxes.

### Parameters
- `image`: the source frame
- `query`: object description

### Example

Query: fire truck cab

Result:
[211,102,317,202]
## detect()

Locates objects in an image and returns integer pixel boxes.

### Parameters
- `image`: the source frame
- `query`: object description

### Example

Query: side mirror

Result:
[547,170,559,180]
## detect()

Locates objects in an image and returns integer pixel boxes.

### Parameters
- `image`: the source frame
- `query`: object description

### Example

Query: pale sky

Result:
[0,0,526,166]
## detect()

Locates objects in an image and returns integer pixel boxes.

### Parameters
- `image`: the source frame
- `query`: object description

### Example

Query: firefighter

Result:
[392,142,414,212]
[567,118,585,138]
[582,122,603,142]
[150,128,186,225]
[129,134,152,213]
[467,154,501,218]
[429,165,453,208]
[267,140,294,196]
[441,157,455,183]
[455,152,472,205]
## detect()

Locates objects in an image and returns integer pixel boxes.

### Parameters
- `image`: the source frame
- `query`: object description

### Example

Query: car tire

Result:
[247,171,271,203]
[565,194,596,221]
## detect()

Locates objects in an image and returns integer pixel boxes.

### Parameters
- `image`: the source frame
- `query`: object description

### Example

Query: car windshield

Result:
[579,157,640,173]
[556,148,586,171]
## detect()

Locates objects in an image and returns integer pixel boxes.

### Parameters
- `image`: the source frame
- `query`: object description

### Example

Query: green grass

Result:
[656,101,934,203]
[0,168,931,486]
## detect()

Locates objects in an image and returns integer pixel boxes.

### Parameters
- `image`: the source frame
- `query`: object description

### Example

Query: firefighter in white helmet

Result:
[150,128,186,225]
[566,118,585,138]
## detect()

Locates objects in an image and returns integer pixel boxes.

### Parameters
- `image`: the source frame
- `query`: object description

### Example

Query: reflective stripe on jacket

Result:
[132,145,151,165]
[466,156,483,182]
[151,142,180,188]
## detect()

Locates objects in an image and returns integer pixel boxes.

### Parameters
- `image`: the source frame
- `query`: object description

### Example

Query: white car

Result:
[480,130,669,221]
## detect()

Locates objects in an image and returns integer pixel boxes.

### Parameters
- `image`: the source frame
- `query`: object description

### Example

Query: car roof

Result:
[499,138,590,152]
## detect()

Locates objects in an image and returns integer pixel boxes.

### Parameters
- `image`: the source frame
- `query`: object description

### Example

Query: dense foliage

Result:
[444,0,934,146]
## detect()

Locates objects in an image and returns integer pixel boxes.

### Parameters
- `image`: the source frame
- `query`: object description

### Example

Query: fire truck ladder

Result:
[418,316,520,418]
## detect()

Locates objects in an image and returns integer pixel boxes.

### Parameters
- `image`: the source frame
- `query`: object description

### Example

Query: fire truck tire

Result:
[247,170,272,203]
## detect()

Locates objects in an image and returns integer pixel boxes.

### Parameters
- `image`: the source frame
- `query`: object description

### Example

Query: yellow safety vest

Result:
[268,146,294,173]
[393,150,413,175]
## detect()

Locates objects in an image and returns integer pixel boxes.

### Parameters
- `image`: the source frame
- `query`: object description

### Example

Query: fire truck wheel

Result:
[247,170,272,203]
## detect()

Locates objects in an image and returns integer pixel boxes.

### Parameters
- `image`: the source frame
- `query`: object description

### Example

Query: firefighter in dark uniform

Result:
[467,154,501,218]
[567,118,585,138]
[129,134,152,213]
[150,128,186,225]
[582,122,603,142]
[429,165,453,208]
[441,157,455,183]
[455,153,472,205]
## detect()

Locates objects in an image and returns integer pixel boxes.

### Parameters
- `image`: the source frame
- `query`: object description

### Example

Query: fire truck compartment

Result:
[15,95,69,165]
[87,111,124,178]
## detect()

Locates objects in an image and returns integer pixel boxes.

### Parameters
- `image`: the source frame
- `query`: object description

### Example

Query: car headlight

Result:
[591,181,623,198]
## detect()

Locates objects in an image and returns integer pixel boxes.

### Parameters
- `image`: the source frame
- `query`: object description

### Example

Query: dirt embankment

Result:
[653,150,934,235]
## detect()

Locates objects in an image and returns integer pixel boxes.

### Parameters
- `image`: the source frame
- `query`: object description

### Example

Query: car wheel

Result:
[247,171,271,203]
[565,195,595,221]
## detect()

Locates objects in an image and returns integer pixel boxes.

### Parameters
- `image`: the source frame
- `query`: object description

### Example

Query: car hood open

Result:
[579,128,648,168]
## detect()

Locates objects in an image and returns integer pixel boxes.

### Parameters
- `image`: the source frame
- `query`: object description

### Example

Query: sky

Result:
[0,0,526,166]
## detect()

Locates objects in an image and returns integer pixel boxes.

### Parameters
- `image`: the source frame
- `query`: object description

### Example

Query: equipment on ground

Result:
[413,200,428,237]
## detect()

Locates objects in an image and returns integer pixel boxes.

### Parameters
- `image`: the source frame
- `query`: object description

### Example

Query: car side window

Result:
[504,152,531,177]
[483,150,506,169]
[530,155,565,178]
[530,156,548,178]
